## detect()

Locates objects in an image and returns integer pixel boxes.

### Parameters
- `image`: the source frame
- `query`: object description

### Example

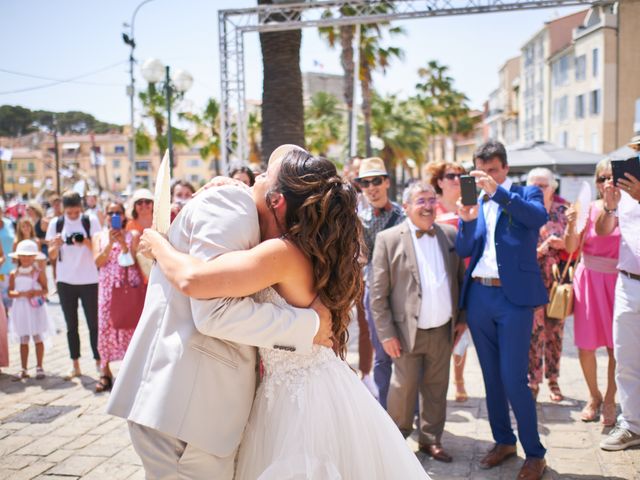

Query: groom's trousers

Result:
[466,283,546,459]
[128,421,235,479]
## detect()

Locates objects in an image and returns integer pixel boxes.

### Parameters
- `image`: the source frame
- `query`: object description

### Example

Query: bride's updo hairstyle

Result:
[272,149,363,359]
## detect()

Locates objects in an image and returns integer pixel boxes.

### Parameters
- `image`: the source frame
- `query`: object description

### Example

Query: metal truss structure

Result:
[218,0,598,170]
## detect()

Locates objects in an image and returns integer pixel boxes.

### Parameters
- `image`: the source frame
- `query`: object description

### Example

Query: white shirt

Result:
[407,220,452,329]
[472,178,513,279]
[45,214,101,285]
[617,192,640,275]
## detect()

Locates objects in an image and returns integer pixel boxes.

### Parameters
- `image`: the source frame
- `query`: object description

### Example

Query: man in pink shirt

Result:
[596,136,640,451]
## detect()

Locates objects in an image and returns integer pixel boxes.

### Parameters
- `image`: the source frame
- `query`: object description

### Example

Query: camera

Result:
[65,233,85,245]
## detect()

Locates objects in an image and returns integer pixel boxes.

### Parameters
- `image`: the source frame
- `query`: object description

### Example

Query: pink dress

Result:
[0,304,8,367]
[573,203,620,350]
[97,232,143,369]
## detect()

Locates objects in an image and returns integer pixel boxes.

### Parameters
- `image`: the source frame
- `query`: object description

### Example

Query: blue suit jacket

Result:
[456,184,549,309]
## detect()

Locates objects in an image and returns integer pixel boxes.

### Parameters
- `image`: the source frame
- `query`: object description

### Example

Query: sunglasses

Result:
[596,176,612,184]
[443,173,463,180]
[358,177,385,188]
[135,199,153,206]
[106,211,124,216]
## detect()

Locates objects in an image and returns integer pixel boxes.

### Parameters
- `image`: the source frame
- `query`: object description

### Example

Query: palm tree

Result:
[181,98,222,175]
[370,92,426,200]
[258,0,304,163]
[304,92,344,157]
[247,111,262,165]
[319,6,404,157]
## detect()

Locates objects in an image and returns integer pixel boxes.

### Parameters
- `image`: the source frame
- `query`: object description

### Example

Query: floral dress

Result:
[528,196,569,387]
[97,232,143,369]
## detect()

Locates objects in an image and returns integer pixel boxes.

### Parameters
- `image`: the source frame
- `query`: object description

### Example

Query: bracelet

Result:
[603,206,617,215]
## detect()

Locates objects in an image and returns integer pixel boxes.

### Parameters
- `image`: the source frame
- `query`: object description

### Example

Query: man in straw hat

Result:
[597,135,640,451]
[356,157,405,408]
[107,145,333,480]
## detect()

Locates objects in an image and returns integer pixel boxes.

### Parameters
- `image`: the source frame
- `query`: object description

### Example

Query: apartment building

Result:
[484,56,520,145]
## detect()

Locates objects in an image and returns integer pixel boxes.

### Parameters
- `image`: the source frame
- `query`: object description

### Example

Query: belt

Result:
[473,277,502,287]
[620,270,640,282]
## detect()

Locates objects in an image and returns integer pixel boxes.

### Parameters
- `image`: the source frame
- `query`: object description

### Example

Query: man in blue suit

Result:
[456,140,548,480]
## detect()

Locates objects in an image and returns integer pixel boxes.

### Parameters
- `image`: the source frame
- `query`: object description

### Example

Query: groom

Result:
[107,145,331,479]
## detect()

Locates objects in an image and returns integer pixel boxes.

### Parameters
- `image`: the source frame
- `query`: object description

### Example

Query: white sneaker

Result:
[362,374,379,399]
[600,426,640,451]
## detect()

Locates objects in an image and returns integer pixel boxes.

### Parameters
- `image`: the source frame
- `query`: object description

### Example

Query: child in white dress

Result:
[8,240,54,379]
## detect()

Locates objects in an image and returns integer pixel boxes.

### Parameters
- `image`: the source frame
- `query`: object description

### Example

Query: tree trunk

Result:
[361,64,373,157]
[340,25,354,156]
[259,0,304,163]
[381,145,397,202]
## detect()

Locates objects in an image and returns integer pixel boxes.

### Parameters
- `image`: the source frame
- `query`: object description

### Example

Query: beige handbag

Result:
[546,260,575,320]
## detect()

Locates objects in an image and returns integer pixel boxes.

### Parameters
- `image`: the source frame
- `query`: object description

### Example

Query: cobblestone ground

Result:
[1,291,638,479]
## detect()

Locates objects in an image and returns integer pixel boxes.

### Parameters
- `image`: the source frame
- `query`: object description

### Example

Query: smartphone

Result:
[460,175,478,206]
[111,213,122,230]
[611,156,640,186]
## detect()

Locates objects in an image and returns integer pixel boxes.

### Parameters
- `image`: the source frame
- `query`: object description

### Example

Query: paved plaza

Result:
[1,297,638,479]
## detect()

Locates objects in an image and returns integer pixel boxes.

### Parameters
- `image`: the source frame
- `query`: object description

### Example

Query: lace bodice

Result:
[252,288,346,409]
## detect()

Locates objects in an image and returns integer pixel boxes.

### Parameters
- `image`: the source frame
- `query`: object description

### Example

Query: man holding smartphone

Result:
[456,140,548,480]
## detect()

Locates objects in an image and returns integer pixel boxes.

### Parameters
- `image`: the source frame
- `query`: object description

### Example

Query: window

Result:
[114,145,125,154]
[189,174,201,184]
[555,131,568,147]
[553,96,568,124]
[590,89,601,115]
[135,160,151,172]
[592,48,599,77]
[552,55,570,86]
[575,55,586,81]
[115,175,121,184]
[591,132,599,153]
[113,159,121,169]
[28,162,35,173]
[575,94,585,119]
[577,135,584,151]
[188,158,201,168]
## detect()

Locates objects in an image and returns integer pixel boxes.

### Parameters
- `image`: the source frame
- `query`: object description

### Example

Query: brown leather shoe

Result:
[419,443,453,463]
[517,457,546,480]
[479,443,517,469]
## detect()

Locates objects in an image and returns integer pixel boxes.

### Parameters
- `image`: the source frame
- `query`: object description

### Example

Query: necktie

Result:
[415,228,436,239]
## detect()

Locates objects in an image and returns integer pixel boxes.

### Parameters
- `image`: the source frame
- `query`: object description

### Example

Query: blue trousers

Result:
[364,283,392,409]
[466,282,546,458]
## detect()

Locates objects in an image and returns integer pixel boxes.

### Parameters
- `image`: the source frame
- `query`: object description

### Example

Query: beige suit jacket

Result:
[107,186,318,457]
[370,220,465,353]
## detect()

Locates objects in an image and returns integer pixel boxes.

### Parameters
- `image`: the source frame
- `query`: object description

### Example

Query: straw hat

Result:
[356,157,388,180]
[10,240,45,260]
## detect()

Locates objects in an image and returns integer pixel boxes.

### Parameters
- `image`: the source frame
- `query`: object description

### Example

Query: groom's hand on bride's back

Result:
[310,296,333,348]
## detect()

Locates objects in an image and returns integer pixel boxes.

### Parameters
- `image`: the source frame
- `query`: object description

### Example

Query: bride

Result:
[141,148,429,479]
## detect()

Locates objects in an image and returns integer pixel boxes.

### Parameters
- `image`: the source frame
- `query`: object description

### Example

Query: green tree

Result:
[138,83,189,162]
[304,92,343,157]
[181,98,222,175]
[370,92,426,200]
[247,111,262,165]
[258,0,304,163]
[0,105,121,136]
[0,105,35,136]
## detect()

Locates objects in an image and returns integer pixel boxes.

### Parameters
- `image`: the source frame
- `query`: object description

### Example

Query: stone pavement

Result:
[1,299,638,479]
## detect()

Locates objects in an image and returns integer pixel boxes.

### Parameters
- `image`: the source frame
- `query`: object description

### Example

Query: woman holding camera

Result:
[93,202,143,392]
[46,191,102,380]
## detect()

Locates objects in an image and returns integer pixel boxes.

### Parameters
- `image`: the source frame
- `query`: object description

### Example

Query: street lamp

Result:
[141,58,193,175]
[123,0,157,196]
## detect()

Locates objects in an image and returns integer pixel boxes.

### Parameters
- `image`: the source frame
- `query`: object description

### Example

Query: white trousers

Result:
[613,274,640,435]
[128,421,236,480]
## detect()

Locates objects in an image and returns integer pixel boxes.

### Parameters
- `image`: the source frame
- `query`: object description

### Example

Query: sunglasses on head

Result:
[135,199,153,206]
[358,176,385,188]
[596,175,612,184]
[443,173,463,180]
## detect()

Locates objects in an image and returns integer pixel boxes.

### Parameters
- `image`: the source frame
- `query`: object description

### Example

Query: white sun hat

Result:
[10,239,46,260]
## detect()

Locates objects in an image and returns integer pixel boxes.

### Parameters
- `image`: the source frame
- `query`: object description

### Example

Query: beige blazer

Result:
[107,186,317,457]
[370,220,465,353]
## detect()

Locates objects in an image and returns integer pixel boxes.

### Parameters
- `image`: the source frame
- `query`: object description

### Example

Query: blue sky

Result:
[0,0,583,125]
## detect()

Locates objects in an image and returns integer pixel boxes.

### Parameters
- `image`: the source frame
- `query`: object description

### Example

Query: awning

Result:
[62,142,80,150]
[506,141,603,175]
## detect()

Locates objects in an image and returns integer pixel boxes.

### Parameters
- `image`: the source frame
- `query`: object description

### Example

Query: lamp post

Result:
[122,0,157,196]
[141,58,193,176]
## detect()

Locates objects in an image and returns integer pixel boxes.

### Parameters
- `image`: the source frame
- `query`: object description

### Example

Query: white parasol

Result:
[153,150,172,235]
[574,181,592,234]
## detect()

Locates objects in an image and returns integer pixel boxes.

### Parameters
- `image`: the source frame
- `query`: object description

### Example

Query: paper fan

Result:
[574,181,592,234]
[152,150,172,235]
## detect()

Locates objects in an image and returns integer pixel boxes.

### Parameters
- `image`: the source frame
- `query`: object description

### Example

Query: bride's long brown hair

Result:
[271,149,363,359]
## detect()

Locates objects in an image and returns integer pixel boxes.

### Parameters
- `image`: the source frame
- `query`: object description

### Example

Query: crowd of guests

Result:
[347,137,640,479]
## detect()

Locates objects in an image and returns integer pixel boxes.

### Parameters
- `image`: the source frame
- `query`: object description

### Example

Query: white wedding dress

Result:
[235,289,430,480]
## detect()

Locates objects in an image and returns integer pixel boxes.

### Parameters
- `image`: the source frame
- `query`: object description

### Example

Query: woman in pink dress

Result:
[93,202,144,392]
[427,160,470,402]
[564,158,620,426]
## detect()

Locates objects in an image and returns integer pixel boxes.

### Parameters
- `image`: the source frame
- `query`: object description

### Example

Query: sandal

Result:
[19,369,30,379]
[548,381,564,402]
[95,375,113,393]
[580,397,602,422]
[601,402,617,427]
[455,380,468,402]
[64,369,81,381]
[35,367,45,380]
